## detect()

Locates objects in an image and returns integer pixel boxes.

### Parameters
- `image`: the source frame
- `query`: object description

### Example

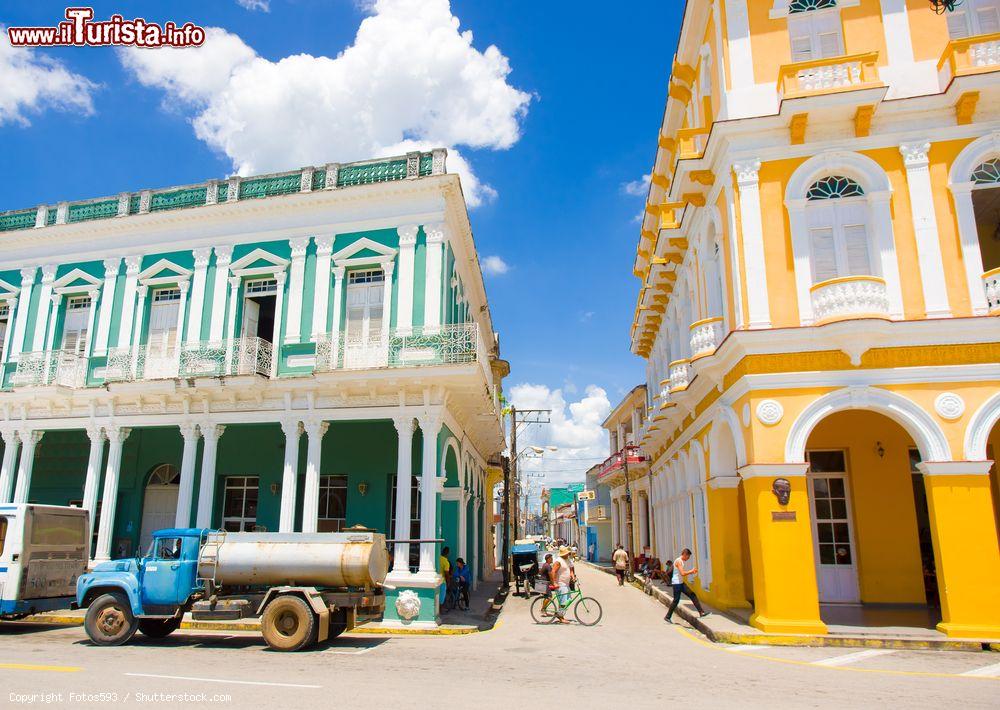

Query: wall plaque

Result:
[771,511,797,522]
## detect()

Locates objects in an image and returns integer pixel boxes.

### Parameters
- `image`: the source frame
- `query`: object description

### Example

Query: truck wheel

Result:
[328,609,348,640]
[138,618,181,639]
[84,593,139,646]
[261,595,317,652]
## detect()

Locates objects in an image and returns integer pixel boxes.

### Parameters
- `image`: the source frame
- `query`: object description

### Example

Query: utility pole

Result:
[504,406,551,587]
[621,444,635,582]
[501,454,511,587]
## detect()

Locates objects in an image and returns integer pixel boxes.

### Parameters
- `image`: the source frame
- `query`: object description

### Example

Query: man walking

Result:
[612,544,629,586]
[664,548,711,623]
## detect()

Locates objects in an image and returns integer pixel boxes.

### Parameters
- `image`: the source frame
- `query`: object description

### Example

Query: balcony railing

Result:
[0,149,446,234]
[315,323,482,372]
[105,344,180,382]
[983,267,1000,315]
[689,316,724,360]
[12,350,88,388]
[938,32,1000,87]
[598,444,647,481]
[668,359,691,392]
[810,275,890,325]
[105,337,272,380]
[778,52,881,100]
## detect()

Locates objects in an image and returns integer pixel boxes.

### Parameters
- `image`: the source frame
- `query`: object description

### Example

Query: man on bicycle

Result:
[550,545,576,624]
[452,557,472,608]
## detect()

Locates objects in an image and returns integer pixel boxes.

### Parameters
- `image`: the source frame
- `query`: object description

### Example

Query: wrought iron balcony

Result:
[105,345,180,382]
[106,337,273,381]
[938,32,1000,87]
[597,444,647,482]
[12,350,88,388]
[689,316,724,360]
[810,275,890,325]
[314,323,484,372]
[983,267,1000,315]
[778,51,881,100]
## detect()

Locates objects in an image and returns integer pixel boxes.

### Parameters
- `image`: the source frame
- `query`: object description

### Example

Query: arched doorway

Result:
[804,410,938,627]
[139,464,180,553]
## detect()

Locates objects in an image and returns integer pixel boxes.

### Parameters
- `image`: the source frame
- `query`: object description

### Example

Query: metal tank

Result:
[199,531,389,588]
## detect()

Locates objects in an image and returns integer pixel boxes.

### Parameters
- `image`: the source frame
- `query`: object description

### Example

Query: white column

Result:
[82,425,106,539]
[733,160,771,328]
[418,413,442,573]
[787,200,817,324]
[187,248,212,344]
[83,289,99,357]
[116,256,142,348]
[130,286,148,377]
[209,245,234,342]
[9,268,36,362]
[1,296,18,365]
[311,236,335,340]
[195,424,225,528]
[285,239,308,344]
[279,419,302,533]
[381,261,394,344]
[301,419,329,533]
[423,224,445,332]
[396,225,418,334]
[93,259,119,355]
[31,265,57,352]
[175,422,201,528]
[94,426,130,561]
[224,277,240,373]
[330,267,346,365]
[391,415,416,572]
[457,491,468,562]
[899,142,951,317]
[271,271,286,377]
[43,294,61,351]
[724,0,754,91]
[173,281,189,370]
[0,430,21,503]
[952,184,989,315]
[472,497,481,588]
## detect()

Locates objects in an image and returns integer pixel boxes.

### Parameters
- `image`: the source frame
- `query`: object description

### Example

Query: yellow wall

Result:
[758,159,801,327]
[807,411,926,604]
[907,0,951,63]
[933,138,976,317]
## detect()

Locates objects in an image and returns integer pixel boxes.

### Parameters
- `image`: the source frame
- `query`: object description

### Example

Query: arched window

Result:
[805,176,873,283]
[972,157,1000,185]
[148,464,180,486]
[789,0,836,11]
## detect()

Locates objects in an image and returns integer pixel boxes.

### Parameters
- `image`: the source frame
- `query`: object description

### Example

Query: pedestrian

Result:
[612,544,629,586]
[550,545,576,624]
[439,546,452,604]
[664,548,711,623]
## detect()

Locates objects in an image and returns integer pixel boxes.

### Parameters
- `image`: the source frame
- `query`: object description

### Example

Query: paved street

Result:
[1,564,998,709]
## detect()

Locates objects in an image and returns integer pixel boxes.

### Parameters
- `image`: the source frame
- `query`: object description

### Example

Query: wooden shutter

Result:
[838,202,873,277]
[808,204,838,283]
[62,305,89,354]
[789,16,814,62]
[947,8,971,39]
[975,0,1000,34]
[814,11,844,58]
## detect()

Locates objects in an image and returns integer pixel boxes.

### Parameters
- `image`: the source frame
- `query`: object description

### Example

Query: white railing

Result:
[983,268,1000,315]
[315,323,481,372]
[105,345,179,382]
[689,317,724,360]
[778,52,880,99]
[970,37,1000,67]
[810,275,890,325]
[668,359,691,392]
[178,337,272,378]
[12,350,88,388]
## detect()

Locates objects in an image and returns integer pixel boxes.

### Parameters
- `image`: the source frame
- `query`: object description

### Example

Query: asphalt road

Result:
[1,564,998,709]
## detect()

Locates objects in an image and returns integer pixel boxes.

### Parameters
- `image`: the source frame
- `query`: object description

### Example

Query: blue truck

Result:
[76,527,388,651]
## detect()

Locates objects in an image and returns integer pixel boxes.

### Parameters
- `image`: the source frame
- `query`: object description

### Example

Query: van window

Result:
[29,513,86,546]
[0,517,7,556]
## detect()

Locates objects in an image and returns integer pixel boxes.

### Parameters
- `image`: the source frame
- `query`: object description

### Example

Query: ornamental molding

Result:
[741,403,751,428]
[314,235,335,256]
[755,399,784,426]
[732,159,761,187]
[289,237,310,259]
[332,236,397,268]
[398,224,419,246]
[395,590,421,621]
[52,268,103,294]
[138,258,193,285]
[229,247,289,277]
[103,258,121,278]
[193,248,213,269]
[933,392,965,421]
[899,141,931,169]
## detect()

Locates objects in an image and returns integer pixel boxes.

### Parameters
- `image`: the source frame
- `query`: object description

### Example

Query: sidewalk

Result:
[11,575,505,637]
[583,561,1000,652]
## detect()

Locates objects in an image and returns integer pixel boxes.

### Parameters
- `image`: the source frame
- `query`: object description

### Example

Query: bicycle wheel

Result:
[573,597,603,626]
[530,595,559,624]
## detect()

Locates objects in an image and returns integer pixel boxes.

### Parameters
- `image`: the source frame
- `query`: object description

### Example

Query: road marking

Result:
[124,673,321,688]
[723,645,768,653]
[324,646,375,655]
[0,662,82,673]
[813,649,896,667]
[961,661,1000,677]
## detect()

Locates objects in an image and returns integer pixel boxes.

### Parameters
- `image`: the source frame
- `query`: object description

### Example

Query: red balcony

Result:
[598,444,647,482]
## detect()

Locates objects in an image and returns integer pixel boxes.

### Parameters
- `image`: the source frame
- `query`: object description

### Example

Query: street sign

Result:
[567,482,585,493]
[577,490,596,501]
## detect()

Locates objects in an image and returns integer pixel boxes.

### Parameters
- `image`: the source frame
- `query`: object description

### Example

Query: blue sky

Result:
[1,1,683,481]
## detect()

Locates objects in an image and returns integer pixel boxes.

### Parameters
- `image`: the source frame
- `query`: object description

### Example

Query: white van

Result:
[0,504,89,618]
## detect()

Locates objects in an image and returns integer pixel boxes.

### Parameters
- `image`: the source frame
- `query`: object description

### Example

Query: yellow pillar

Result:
[740,464,827,635]
[705,477,751,609]
[918,462,1000,639]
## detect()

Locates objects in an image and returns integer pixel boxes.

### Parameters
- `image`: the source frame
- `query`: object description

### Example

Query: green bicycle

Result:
[530,582,603,626]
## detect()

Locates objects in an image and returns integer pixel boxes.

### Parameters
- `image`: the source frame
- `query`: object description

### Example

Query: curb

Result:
[582,561,997,652]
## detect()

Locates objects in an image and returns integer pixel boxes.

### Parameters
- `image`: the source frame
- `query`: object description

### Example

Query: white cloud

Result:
[236,0,270,10]
[621,174,650,197]
[481,255,509,275]
[508,383,611,495]
[117,0,531,207]
[0,31,97,126]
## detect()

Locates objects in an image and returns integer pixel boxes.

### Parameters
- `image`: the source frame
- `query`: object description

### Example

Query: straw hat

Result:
[558,545,571,557]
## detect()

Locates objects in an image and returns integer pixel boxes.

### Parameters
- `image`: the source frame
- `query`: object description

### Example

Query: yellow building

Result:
[632,0,1000,639]
[598,386,651,558]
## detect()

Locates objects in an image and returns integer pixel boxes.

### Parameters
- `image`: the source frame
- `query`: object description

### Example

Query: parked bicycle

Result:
[529,582,602,626]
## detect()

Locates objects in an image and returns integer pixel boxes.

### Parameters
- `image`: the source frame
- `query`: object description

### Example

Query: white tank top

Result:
[671,556,684,585]
[555,558,572,586]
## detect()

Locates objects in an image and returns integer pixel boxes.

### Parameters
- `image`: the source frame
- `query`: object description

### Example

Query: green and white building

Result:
[0,149,506,625]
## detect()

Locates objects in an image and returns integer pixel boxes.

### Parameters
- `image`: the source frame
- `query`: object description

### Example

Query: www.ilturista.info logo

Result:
[6,7,206,48]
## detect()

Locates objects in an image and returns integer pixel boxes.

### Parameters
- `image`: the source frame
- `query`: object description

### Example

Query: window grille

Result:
[153,288,181,303]
[245,278,278,295]
[972,157,1000,184]
[348,269,384,285]
[789,0,837,12]
[806,175,865,200]
[67,295,92,310]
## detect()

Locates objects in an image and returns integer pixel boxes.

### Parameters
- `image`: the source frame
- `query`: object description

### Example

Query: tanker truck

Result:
[75,527,388,652]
